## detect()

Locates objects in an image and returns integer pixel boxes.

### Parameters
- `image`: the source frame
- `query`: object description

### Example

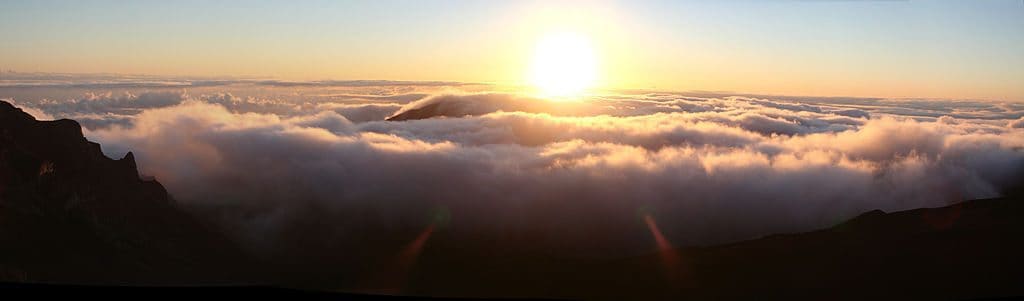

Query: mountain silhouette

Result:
[399,195,1024,300]
[0,100,255,284]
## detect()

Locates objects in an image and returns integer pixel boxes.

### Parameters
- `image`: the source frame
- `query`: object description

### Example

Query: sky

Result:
[1,0,1023,100]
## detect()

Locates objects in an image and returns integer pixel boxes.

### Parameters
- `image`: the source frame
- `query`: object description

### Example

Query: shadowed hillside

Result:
[401,195,1024,300]
[0,101,256,284]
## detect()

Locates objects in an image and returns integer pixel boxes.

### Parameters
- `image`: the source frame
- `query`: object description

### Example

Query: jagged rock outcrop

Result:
[0,100,254,284]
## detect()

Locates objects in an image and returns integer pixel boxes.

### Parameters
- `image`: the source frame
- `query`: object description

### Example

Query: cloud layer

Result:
[5,79,1024,257]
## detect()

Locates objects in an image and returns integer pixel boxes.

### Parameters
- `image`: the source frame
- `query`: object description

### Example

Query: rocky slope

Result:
[0,100,254,284]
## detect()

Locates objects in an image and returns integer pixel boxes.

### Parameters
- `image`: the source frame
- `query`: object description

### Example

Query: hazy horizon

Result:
[2,0,1023,101]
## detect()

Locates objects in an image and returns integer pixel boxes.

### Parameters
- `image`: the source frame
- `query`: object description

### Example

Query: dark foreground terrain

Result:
[401,195,1024,300]
[1,100,1023,300]
[0,101,257,284]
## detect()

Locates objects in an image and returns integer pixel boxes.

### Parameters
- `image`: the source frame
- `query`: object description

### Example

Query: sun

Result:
[528,31,598,99]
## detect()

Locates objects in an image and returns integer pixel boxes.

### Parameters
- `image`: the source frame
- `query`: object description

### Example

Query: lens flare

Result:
[363,223,437,294]
[643,215,674,255]
[643,213,690,287]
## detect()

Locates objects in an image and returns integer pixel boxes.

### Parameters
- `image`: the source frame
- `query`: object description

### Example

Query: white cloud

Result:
[6,75,1023,256]
[74,92,1024,256]
[1010,117,1024,128]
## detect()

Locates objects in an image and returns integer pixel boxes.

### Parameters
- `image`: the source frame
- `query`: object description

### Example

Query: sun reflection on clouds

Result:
[6,79,1023,255]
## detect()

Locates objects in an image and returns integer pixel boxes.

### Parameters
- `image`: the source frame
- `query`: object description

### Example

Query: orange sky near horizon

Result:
[1,1,1022,101]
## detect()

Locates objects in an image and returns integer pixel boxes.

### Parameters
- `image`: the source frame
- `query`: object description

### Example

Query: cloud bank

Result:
[5,79,1024,257]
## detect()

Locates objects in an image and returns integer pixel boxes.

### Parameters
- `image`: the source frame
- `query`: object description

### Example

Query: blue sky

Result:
[2,0,1022,100]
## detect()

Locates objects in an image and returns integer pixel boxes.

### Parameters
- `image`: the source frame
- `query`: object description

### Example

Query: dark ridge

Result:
[386,103,444,121]
[399,196,1024,300]
[0,100,258,285]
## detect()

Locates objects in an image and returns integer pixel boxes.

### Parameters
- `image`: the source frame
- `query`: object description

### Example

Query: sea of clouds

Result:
[4,73,1024,257]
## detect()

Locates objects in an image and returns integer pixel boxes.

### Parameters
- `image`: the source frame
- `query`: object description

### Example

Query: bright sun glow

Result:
[528,31,598,99]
